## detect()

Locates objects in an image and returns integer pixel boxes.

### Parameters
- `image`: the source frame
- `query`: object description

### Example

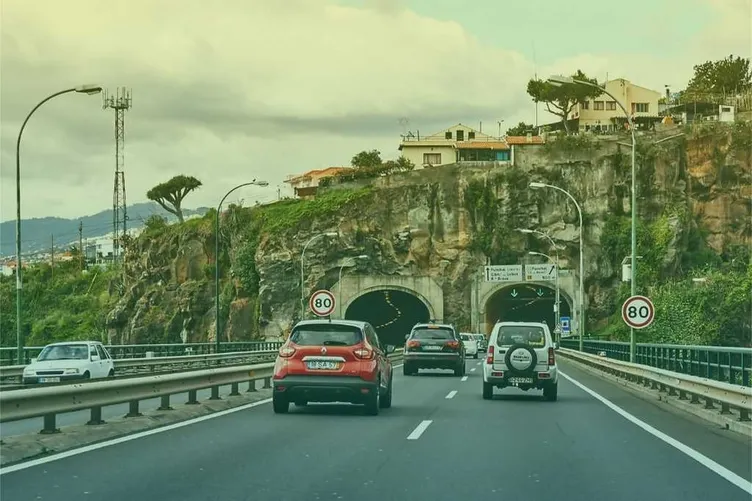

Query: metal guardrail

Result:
[0,341,285,366]
[559,348,752,422]
[0,350,280,386]
[560,339,752,387]
[0,350,405,434]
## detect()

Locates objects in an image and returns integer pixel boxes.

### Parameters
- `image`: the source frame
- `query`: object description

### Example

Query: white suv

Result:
[482,321,558,401]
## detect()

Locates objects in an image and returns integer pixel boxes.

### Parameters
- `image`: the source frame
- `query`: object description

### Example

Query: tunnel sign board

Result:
[525,264,557,281]
[484,265,523,282]
[621,295,655,329]
[309,289,336,317]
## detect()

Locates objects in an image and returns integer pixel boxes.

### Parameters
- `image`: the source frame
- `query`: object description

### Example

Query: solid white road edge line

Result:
[461,376,468,382]
[2,360,410,475]
[560,370,752,495]
[445,390,458,399]
[407,420,433,440]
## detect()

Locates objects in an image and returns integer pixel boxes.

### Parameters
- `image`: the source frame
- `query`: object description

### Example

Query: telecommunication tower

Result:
[102,88,132,261]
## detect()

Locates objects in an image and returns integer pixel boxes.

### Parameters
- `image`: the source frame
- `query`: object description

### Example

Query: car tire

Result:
[473,353,478,359]
[365,378,380,415]
[403,363,414,376]
[482,381,493,400]
[454,361,465,377]
[543,382,558,402]
[273,394,289,414]
[82,371,91,379]
[108,369,115,377]
[379,371,393,409]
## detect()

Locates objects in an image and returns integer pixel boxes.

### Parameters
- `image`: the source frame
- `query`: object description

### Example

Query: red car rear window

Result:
[290,324,362,346]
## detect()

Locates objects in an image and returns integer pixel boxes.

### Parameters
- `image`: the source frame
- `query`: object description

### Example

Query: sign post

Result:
[309,289,336,318]
[621,295,655,330]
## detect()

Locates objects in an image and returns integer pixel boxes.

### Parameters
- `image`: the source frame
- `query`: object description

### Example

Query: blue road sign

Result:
[561,317,571,334]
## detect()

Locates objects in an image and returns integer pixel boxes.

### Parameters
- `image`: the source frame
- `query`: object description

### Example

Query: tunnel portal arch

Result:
[480,282,573,336]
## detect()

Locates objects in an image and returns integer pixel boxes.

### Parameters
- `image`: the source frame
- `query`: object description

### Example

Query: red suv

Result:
[272,319,395,415]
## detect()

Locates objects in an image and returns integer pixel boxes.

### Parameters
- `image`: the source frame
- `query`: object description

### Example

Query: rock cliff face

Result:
[105,123,751,344]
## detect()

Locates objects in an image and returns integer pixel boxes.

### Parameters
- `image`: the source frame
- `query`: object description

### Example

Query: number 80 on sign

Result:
[309,289,336,317]
[621,295,655,329]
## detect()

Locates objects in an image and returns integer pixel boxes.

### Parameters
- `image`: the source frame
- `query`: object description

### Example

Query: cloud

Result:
[0,0,749,222]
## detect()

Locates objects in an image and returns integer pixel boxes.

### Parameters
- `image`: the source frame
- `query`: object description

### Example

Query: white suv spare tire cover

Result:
[508,346,535,371]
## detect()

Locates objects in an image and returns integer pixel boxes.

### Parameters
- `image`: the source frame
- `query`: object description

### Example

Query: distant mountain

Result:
[0,202,210,257]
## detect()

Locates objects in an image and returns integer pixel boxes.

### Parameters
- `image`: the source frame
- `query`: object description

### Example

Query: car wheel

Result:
[82,371,91,379]
[454,361,465,376]
[365,378,380,415]
[482,381,493,400]
[108,369,115,377]
[543,382,558,402]
[473,353,478,359]
[273,394,289,414]
[379,372,393,409]
[403,363,413,376]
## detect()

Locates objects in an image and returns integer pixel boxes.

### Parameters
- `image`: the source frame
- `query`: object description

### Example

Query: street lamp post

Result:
[300,232,339,318]
[548,74,637,361]
[15,85,103,364]
[519,228,562,328]
[338,255,368,317]
[528,251,560,343]
[214,179,269,353]
[528,182,585,351]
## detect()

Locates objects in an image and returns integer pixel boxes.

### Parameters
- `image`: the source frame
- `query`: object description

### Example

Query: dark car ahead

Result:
[272,319,395,415]
[403,322,466,376]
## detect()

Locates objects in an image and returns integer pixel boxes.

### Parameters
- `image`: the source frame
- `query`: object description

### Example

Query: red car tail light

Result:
[445,340,460,350]
[354,347,374,359]
[279,345,296,358]
[548,347,555,366]
[486,345,494,364]
[406,340,421,350]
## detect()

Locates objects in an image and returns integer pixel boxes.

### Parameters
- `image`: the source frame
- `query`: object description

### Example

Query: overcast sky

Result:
[1,0,750,221]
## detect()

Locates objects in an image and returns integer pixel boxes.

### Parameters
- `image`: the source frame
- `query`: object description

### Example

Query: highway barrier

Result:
[0,350,280,386]
[0,341,285,366]
[559,348,752,423]
[0,350,404,434]
[560,339,751,387]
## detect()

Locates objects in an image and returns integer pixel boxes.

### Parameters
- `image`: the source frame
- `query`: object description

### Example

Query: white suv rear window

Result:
[496,326,546,347]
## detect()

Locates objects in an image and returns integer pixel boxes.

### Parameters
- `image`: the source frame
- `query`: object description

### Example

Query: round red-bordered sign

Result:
[621,295,655,329]
[309,289,336,317]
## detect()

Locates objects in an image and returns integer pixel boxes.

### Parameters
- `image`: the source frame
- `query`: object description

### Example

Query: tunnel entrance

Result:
[345,289,431,346]
[484,283,572,335]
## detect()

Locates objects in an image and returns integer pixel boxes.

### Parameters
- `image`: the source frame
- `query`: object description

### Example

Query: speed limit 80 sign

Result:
[621,295,655,329]
[309,289,336,317]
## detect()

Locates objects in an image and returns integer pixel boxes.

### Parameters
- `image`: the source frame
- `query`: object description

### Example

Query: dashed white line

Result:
[407,420,433,440]
[470,367,476,372]
[445,390,458,399]
[461,376,468,382]
[560,371,752,495]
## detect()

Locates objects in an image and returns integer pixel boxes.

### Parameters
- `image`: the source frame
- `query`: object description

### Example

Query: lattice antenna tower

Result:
[398,117,409,136]
[102,88,132,261]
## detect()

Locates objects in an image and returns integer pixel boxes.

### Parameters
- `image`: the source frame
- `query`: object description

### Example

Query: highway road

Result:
[1,359,750,500]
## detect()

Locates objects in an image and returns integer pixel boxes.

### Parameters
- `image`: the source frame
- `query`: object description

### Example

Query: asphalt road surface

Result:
[1,359,750,501]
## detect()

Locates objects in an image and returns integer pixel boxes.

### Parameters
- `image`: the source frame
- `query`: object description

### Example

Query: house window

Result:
[445,131,452,139]
[456,130,465,141]
[468,131,476,139]
[594,101,604,110]
[580,101,590,110]
[632,103,649,113]
[423,153,441,165]
[606,101,616,110]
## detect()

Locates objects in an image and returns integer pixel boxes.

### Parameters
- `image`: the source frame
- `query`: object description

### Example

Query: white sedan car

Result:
[460,333,479,359]
[22,341,115,384]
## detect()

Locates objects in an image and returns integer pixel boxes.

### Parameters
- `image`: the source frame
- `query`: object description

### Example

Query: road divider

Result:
[559,348,752,434]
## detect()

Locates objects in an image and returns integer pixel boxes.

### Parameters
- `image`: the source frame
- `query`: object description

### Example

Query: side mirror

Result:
[554,343,559,350]
[91,355,100,361]
[386,345,396,354]
[405,334,409,340]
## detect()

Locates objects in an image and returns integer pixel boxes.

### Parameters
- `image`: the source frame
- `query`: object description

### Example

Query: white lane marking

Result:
[470,367,476,372]
[560,371,752,495]
[2,359,408,474]
[445,390,458,399]
[0,397,273,475]
[461,376,468,382]
[407,420,433,440]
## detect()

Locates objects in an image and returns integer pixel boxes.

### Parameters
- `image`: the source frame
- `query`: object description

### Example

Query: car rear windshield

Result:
[290,324,362,346]
[460,334,472,341]
[411,327,454,340]
[496,326,547,347]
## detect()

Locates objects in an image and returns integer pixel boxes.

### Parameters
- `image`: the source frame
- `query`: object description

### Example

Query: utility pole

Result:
[50,234,54,280]
[79,220,84,270]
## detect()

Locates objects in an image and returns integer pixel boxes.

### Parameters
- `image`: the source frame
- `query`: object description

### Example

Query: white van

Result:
[481,321,558,401]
